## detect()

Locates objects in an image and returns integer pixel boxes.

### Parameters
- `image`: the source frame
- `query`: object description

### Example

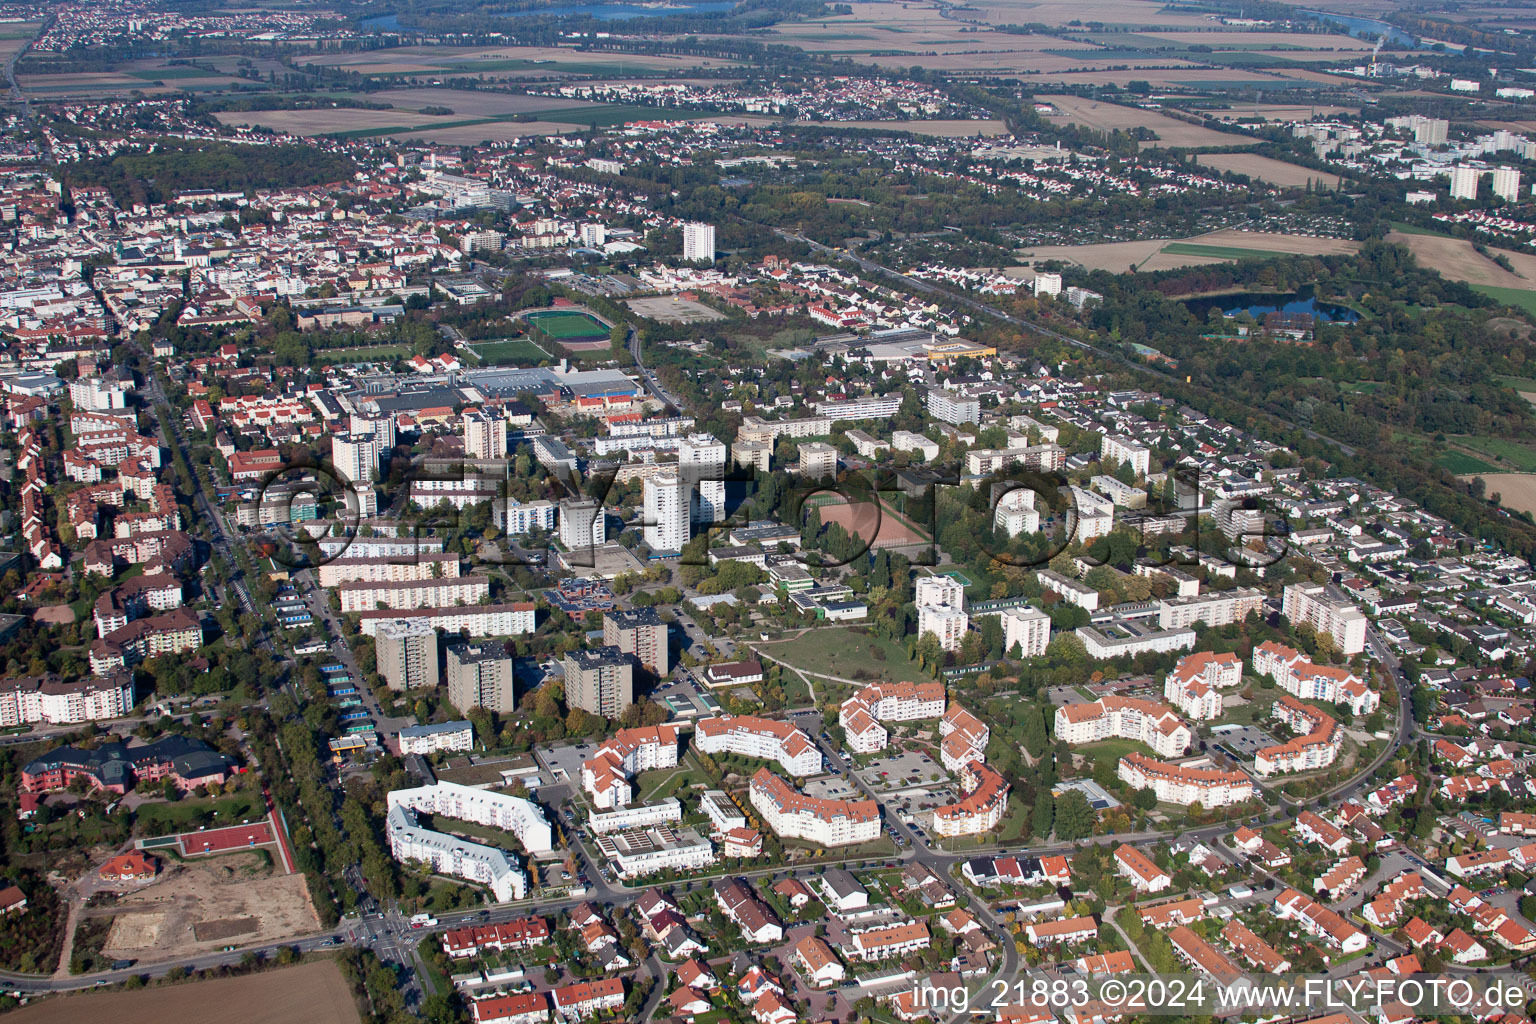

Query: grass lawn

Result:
[471,339,549,364]
[1450,434,1536,472]
[1076,738,1156,770]
[430,814,524,850]
[751,630,931,685]
[1498,375,1536,392]
[1438,450,1501,474]
[635,761,706,803]
[1210,685,1279,726]
[135,792,266,835]
[314,344,408,364]
[1162,242,1288,260]
[1473,285,1536,318]
[1388,220,1453,237]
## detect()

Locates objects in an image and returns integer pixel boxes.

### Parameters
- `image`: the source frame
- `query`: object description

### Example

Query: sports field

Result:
[524,310,609,340]
[471,339,549,364]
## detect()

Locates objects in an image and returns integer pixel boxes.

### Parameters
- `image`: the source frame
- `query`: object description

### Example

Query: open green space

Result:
[1162,242,1289,260]
[1388,220,1453,237]
[636,760,707,803]
[313,344,409,364]
[1496,375,1536,392]
[128,68,227,80]
[1437,450,1501,475]
[136,791,266,834]
[1075,738,1157,772]
[1450,434,1536,472]
[751,630,932,686]
[471,339,549,364]
[1473,285,1536,319]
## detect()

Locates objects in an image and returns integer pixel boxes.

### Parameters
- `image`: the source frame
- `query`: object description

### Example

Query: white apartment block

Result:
[838,681,946,754]
[332,432,379,485]
[1450,165,1483,200]
[1282,583,1367,656]
[386,801,526,902]
[682,221,716,263]
[497,499,557,535]
[1494,166,1523,202]
[749,769,881,847]
[1162,651,1242,721]
[1037,569,1099,611]
[1253,641,1379,716]
[398,720,474,756]
[918,605,968,652]
[926,388,980,425]
[596,824,715,879]
[915,575,964,609]
[1090,476,1147,509]
[915,574,967,651]
[695,715,822,775]
[588,797,682,835]
[1053,697,1191,758]
[678,433,727,525]
[969,445,1067,476]
[339,575,490,613]
[1100,434,1151,477]
[317,552,462,589]
[0,675,134,726]
[1118,753,1253,807]
[994,489,1041,538]
[643,472,689,553]
[580,725,680,810]
[559,498,606,550]
[797,441,838,481]
[389,781,553,852]
[1067,485,1114,542]
[1003,605,1052,658]
[464,408,508,460]
[891,431,940,461]
[1157,588,1264,630]
[356,603,536,638]
[814,395,902,420]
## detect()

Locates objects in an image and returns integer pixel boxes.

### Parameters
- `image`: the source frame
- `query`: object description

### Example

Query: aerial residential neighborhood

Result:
[6,0,1536,1023]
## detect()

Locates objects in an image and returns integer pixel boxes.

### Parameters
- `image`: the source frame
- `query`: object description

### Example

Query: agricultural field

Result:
[967,0,1216,31]
[1387,230,1536,298]
[18,73,176,97]
[1464,473,1536,517]
[8,960,359,1024]
[1016,229,1358,274]
[1205,104,1360,124]
[1039,94,1255,150]
[792,118,1008,136]
[1195,152,1343,188]
[367,88,602,117]
[296,44,741,78]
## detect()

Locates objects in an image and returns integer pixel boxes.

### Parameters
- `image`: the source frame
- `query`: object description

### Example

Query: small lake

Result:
[1185,286,1360,323]
[1300,9,1421,48]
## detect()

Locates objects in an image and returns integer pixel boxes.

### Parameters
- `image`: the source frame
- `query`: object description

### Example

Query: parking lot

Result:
[855,749,948,793]
[1209,724,1280,759]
